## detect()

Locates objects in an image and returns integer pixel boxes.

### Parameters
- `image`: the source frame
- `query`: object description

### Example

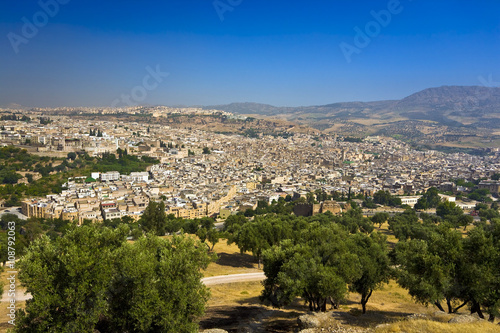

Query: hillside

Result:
[203,86,500,150]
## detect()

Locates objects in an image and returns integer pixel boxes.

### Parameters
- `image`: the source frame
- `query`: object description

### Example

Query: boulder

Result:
[297,314,322,329]
[448,314,480,324]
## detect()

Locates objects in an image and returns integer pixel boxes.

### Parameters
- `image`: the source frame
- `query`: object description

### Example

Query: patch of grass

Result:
[202,239,261,277]
[207,281,263,307]
[374,319,500,333]
[375,221,398,246]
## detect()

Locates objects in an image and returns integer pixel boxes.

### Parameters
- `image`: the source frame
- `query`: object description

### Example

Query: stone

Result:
[448,314,480,324]
[298,314,322,329]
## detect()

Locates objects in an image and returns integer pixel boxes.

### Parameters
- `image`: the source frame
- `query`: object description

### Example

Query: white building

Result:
[100,171,120,182]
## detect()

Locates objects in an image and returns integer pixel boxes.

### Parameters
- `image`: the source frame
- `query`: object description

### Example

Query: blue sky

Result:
[1,0,499,107]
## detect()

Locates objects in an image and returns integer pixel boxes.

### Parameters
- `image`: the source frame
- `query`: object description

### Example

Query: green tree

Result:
[230,215,294,268]
[371,212,389,228]
[415,187,441,210]
[195,217,220,251]
[15,224,213,332]
[202,147,211,154]
[373,191,401,207]
[393,224,466,313]
[460,221,500,321]
[349,232,391,313]
[15,225,128,332]
[103,234,213,332]
[261,223,360,311]
[139,201,167,236]
[436,201,463,219]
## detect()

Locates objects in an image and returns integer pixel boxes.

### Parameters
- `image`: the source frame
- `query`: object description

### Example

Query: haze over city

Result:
[1,0,500,107]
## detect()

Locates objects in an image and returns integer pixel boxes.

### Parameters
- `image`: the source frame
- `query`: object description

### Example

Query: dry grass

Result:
[202,239,261,277]
[374,222,398,247]
[207,281,263,307]
[374,319,500,333]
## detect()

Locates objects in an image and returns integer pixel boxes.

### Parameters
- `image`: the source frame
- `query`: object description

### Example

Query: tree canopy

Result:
[15,224,213,332]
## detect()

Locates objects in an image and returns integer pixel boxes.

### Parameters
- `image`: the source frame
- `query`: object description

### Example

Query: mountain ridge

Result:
[203,86,500,119]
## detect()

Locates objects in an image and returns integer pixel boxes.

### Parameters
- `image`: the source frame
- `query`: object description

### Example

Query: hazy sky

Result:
[1,0,499,107]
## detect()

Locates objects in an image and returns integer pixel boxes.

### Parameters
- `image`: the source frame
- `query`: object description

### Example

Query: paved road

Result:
[201,272,265,286]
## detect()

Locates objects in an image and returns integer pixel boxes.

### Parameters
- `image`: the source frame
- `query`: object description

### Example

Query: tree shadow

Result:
[199,304,302,333]
[216,252,256,269]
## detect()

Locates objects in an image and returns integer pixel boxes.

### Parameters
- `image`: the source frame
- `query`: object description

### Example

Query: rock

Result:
[407,313,428,320]
[433,311,447,316]
[200,329,229,333]
[298,314,322,329]
[298,329,317,333]
[375,323,391,329]
[448,314,480,324]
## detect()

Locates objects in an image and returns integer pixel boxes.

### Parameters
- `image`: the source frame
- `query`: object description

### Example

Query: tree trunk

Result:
[446,298,453,313]
[320,298,327,312]
[329,297,338,309]
[488,314,495,322]
[477,308,484,319]
[470,300,484,319]
[434,301,445,312]
[361,290,373,314]
[452,300,468,313]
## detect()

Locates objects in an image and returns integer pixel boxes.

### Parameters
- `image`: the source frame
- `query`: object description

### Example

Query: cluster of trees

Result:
[15,224,213,332]
[372,190,402,207]
[243,128,259,138]
[475,203,500,220]
[343,136,363,143]
[467,188,492,202]
[89,128,103,137]
[389,211,500,321]
[222,203,500,318]
[137,201,220,251]
[223,210,387,313]
[240,199,295,217]
[414,187,441,210]
[0,147,159,205]
[39,117,52,125]
[95,152,159,174]
[0,114,30,122]
[451,178,495,202]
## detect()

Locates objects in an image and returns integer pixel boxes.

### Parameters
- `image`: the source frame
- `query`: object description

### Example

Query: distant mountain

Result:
[395,86,500,112]
[204,102,295,116]
[203,86,500,126]
[0,103,27,110]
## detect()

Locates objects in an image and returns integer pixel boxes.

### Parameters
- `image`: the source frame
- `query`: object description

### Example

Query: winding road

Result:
[201,272,265,286]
